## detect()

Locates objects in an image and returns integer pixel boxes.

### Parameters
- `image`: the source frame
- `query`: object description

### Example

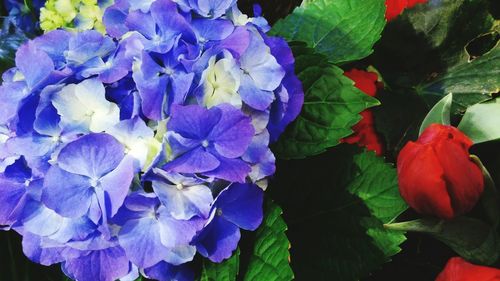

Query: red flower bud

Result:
[342,69,384,156]
[436,257,500,281]
[397,124,484,219]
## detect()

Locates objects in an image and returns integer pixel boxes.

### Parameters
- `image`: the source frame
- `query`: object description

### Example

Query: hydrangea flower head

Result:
[40,0,111,32]
[0,0,304,279]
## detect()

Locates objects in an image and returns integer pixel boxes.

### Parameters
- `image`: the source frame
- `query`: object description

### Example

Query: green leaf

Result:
[243,200,293,281]
[372,0,495,87]
[270,146,407,280]
[200,248,240,281]
[458,97,500,144]
[470,155,500,228]
[272,44,379,159]
[449,92,492,117]
[270,0,385,64]
[386,217,500,265]
[420,43,500,100]
[419,93,452,135]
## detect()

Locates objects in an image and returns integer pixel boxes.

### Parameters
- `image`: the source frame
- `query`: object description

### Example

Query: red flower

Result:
[342,69,384,156]
[436,257,500,281]
[385,0,428,21]
[397,124,484,219]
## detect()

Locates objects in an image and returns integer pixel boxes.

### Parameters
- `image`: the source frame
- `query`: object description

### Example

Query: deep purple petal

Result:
[203,156,250,183]
[270,75,304,142]
[144,262,194,281]
[208,104,254,158]
[162,147,220,174]
[168,104,221,140]
[216,183,263,230]
[219,27,250,58]
[195,214,240,263]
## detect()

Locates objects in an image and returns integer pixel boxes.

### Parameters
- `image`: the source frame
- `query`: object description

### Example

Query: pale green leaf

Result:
[458,98,500,144]
[419,93,453,135]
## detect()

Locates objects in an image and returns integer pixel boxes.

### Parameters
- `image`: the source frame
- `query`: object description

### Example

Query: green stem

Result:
[384,218,444,233]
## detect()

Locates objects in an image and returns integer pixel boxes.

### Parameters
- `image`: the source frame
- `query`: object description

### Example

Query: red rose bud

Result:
[397,124,484,219]
[436,257,500,281]
[385,0,428,21]
[342,69,384,156]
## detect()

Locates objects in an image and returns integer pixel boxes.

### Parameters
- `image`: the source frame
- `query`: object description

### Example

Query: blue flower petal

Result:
[144,261,194,281]
[208,104,254,158]
[62,246,131,281]
[216,183,263,230]
[195,214,240,262]
[163,147,220,174]
[119,216,169,268]
[42,166,93,218]
[15,42,54,90]
[56,133,124,179]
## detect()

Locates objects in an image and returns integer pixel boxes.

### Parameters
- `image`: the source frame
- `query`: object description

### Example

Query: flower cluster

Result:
[0,0,303,280]
[40,0,111,33]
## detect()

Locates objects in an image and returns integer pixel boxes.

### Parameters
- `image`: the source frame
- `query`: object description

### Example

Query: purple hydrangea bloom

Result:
[0,0,303,279]
[163,104,254,182]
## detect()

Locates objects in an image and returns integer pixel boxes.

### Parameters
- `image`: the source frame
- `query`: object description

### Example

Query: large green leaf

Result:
[270,145,407,280]
[243,201,294,281]
[419,43,500,101]
[270,0,386,64]
[199,201,293,281]
[200,248,240,281]
[386,217,500,265]
[372,0,495,87]
[272,44,379,159]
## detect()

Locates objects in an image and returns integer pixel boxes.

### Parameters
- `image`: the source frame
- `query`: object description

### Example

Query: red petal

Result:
[433,139,484,216]
[436,257,500,281]
[385,0,408,21]
[397,142,454,219]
